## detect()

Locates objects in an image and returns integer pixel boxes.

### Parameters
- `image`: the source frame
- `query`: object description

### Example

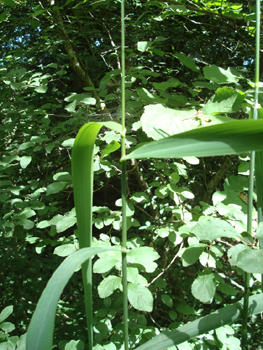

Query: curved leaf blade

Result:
[135,293,263,350]
[123,120,263,160]
[26,246,124,350]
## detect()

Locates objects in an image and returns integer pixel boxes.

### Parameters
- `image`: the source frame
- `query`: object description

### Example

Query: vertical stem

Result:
[242,1,260,348]
[242,152,255,349]
[121,0,129,349]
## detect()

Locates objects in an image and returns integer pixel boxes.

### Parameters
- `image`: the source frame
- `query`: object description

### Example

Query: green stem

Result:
[242,1,260,347]
[121,0,129,349]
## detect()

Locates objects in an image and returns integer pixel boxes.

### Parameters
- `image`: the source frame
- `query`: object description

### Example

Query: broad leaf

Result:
[93,253,121,273]
[204,65,240,84]
[182,244,207,265]
[0,306,13,323]
[231,247,263,273]
[53,244,77,257]
[137,41,152,52]
[161,294,173,308]
[127,247,159,273]
[175,53,199,72]
[128,283,153,312]
[191,273,216,303]
[20,156,32,169]
[98,275,122,298]
[141,104,197,140]
[101,141,120,158]
[203,87,245,115]
[191,217,240,241]
[46,182,69,196]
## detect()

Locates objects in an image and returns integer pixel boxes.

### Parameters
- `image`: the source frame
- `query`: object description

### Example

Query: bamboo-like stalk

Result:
[242,0,260,348]
[120,0,129,349]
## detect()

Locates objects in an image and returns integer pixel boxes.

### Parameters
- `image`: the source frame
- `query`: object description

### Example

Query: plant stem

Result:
[121,0,129,349]
[242,1,260,347]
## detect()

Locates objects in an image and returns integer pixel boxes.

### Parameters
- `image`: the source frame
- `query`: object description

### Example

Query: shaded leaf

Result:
[0,306,13,323]
[175,53,199,72]
[46,182,69,196]
[182,244,207,265]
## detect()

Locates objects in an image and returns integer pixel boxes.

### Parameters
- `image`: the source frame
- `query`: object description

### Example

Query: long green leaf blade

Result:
[71,120,122,350]
[135,293,263,350]
[123,120,263,160]
[26,246,125,350]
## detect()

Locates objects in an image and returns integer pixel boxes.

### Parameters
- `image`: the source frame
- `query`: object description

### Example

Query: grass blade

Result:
[135,293,263,350]
[123,120,263,160]
[71,120,122,349]
[26,247,125,350]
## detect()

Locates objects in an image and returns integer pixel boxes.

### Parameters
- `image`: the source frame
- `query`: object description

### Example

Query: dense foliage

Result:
[1,0,263,349]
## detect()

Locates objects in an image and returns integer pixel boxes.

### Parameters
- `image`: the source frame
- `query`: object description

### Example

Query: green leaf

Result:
[135,293,263,350]
[64,340,84,350]
[203,87,245,115]
[127,247,159,273]
[53,172,72,182]
[46,182,69,196]
[98,275,122,298]
[0,321,15,332]
[3,0,15,5]
[56,215,77,233]
[20,156,32,169]
[136,88,166,104]
[123,120,263,160]
[228,244,249,266]
[0,306,13,323]
[152,78,184,91]
[256,222,263,238]
[141,104,197,140]
[217,284,237,296]
[80,97,96,105]
[175,53,199,72]
[53,244,77,257]
[65,100,77,113]
[232,247,263,273]
[35,85,48,93]
[93,253,121,273]
[161,294,173,308]
[137,41,152,52]
[130,192,150,203]
[191,217,239,241]
[101,141,120,158]
[19,141,34,150]
[204,65,239,84]
[182,244,207,265]
[191,273,216,303]
[26,247,124,350]
[13,208,36,220]
[18,219,34,230]
[128,283,153,312]
[62,139,75,148]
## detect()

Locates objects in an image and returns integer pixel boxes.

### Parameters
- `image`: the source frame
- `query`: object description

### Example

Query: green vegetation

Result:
[1,0,263,349]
